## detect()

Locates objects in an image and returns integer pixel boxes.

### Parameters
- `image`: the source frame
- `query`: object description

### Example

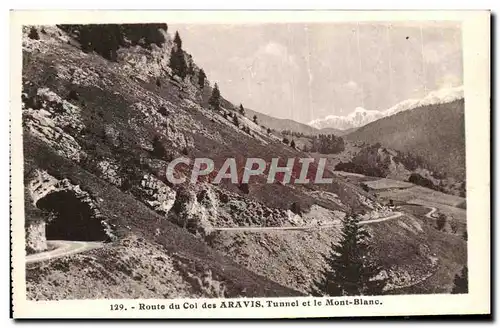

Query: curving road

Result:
[26,240,104,264]
[424,206,438,219]
[212,212,403,232]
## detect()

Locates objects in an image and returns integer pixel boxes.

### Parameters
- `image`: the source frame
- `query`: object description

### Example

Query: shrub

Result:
[238,183,249,194]
[66,89,79,102]
[28,27,40,40]
[290,202,302,215]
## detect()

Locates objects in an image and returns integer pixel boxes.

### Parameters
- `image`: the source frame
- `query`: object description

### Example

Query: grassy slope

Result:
[346,100,465,180]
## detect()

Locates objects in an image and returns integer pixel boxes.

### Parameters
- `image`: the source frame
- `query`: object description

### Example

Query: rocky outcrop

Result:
[26,169,116,242]
[140,174,177,216]
[22,87,86,162]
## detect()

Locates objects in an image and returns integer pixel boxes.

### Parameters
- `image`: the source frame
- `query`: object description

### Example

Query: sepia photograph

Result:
[10,10,490,319]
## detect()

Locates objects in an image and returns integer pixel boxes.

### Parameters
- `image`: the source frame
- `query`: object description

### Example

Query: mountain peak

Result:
[308,86,464,131]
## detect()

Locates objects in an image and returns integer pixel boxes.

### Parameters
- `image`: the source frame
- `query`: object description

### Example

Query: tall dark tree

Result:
[451,266,468,294]
[253,115,258,124]
[173,31,182,49]
[198,68,207,89]
[311,214,387,296]
[232,113,239,127]
[436,213,447,231]
[169,47,187,79]
[290,140,296,149]
[209,83,221,110]
[239,104,245,116]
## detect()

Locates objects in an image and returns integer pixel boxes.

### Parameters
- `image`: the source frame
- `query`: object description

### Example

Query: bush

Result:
[66,89,79,102]
[238,183,249,194]
[28,27,40,40]
[282,137,290,145]
[408,173,435,189]
[290,202,302,215]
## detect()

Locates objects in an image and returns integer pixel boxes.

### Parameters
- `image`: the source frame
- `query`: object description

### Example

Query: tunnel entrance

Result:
[36,190,108,241]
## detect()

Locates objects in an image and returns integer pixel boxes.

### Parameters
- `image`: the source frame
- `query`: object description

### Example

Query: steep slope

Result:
[346,99,465,182]
[22,25,380,299]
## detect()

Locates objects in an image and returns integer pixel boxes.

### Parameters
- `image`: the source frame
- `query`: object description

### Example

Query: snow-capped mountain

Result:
[308,86,464,130]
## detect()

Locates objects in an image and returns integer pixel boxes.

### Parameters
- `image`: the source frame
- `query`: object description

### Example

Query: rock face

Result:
[22,87,86,162]
[140,174,177,216]
[26,220,47,254]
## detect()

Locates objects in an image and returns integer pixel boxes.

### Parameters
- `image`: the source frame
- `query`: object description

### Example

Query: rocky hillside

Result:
[22,24,466,299]
[332,142,465,197]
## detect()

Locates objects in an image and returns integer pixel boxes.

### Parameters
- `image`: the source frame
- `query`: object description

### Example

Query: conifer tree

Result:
[173,31,182,49]
[169,47,187,79]
[232,113,239,127]
[451,266,468,294]
[311,214,387,296]
[436,213,447,231]
[239,104,245,116]
[290,140,296,149]
[209,83,221,110]
[253,115,258,124]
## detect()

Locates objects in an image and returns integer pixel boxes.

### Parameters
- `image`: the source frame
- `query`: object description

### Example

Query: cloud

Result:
[344,80,359,90]
[261,42,287,57]
[256,41,297,68]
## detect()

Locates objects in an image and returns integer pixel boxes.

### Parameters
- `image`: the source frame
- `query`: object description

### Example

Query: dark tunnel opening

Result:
[36,190,108,241]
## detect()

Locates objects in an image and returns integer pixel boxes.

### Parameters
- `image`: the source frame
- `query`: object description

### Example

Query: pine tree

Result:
[311,214,387,296]
[267,128,272,134]
[173,31,182,49]
[198,69,207,89]
[209,83,221,110]
[239,104,245,116]
[253,115,258,124]
[436,213,447,231]
[169,47,187,79]
[451,266,468,294]
[232,113,239,127]
[290,140,296,149]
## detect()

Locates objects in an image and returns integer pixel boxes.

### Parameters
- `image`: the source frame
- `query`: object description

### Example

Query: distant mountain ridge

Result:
[308,86,464,130]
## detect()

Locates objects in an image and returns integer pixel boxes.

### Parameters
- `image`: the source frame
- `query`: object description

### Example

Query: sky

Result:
[169,22,463,124]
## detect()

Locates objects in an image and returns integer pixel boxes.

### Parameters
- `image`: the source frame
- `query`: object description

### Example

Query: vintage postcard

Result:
[10,10,490,319]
